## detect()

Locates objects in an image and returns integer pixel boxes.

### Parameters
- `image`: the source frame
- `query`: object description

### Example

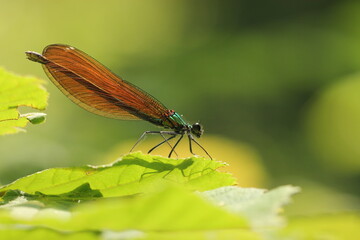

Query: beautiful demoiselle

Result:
[25,44,212,159]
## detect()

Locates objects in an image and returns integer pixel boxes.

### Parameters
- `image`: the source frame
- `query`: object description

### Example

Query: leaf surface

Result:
[201,185,301,227]
[0,67,48,135]
[0,152,236,198]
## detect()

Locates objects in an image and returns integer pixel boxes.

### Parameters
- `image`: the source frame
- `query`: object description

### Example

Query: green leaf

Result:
[280,213,360,240]
[68,184,248,231]
[0,183,102,209]
[0,228,100,240]
[0,67,48,135]
[0,152,236,199]
[201,185,301,228]
[0,227,261,240]
[145,229,262,240]
[20,112,47,124]
[0,184,257,239]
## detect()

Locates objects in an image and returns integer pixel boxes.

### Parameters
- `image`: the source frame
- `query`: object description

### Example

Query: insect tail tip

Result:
[25,51,48,64]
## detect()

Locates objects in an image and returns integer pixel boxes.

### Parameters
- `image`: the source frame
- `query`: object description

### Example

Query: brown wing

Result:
[40,44,168,122]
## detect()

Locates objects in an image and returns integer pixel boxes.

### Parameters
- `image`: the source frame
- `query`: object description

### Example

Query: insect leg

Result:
[188,134,195,155]
[148,134,177,154]
[159,131,179,156]
[168,134,184,158]
[130,131,162,152]
[188,134,213,160]
[131,131,180,157]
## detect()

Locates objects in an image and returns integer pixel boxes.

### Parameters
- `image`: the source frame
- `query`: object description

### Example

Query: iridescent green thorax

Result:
[161,110,190,130]
[170,112,189,127]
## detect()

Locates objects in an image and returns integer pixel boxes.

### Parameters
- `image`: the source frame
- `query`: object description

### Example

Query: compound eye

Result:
[191,123,204,138]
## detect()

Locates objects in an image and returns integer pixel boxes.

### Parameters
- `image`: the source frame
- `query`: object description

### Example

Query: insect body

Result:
[26,44,211,159]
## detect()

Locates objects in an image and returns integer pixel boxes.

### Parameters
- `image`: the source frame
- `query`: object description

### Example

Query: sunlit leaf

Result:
[0,183,102,209]
[67,184,248,231]
[0,185,254,239]
[201,185,301,228]
[0,152,235,198]
[280,213,360,240]
[0,228,99,240]
[20,112,47,124]
[0,67,48,135]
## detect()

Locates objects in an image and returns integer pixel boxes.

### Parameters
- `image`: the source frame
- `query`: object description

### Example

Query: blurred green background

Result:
[1,0,359,216]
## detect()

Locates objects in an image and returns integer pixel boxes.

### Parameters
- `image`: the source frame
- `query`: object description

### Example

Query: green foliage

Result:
[0,152,235,198]
[280,214,360,240]
[0,2,358,238]
[0,153,302,240]
[0,152,357,239]
[202,185,301,228]
[1,183,102,209]
[0,67,48,135]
